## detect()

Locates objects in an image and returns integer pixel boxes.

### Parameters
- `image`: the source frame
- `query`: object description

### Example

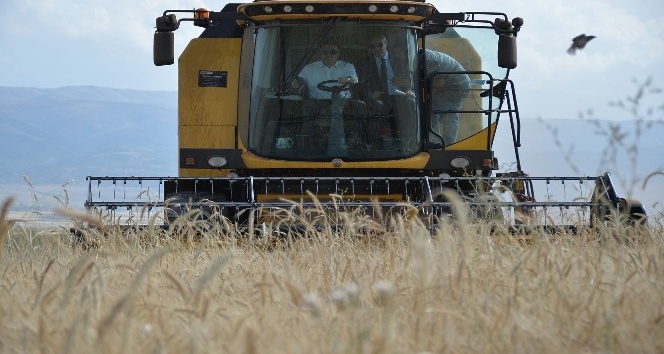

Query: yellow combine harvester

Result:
[82,0,646,233]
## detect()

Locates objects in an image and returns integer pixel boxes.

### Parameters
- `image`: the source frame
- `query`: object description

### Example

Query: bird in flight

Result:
[567,34,596,55]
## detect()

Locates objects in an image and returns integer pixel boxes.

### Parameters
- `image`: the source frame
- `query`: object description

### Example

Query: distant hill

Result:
[0,86,177,210]
[0,86,177,181]
[0,86,662,211]
[496,117,663,174]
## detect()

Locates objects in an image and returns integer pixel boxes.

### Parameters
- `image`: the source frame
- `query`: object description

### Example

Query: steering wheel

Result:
[316,79,351,94]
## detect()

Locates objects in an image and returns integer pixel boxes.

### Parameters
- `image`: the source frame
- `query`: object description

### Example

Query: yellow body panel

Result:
[179,126,236,148]
[179,126,235,178]
[178,38,242,177]
[180,169,229,178]
[178,38,242,127]
[242,151,432,169]
[446,122,498,151]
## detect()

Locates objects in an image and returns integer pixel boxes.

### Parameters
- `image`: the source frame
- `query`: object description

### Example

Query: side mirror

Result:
[498,35,517,69]
[154,31,174,66]
[496,17,522,69]
[153,14,178,66]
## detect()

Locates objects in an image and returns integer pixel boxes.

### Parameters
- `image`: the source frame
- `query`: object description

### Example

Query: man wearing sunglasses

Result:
[292,40,358,100]
[291,40,358,156]
[357,33,410,113]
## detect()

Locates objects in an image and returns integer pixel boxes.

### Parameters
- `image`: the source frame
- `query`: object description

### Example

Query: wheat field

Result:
[1,196,663,354]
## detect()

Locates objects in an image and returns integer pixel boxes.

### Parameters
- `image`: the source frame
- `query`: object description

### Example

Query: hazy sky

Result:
[1,0,663,121]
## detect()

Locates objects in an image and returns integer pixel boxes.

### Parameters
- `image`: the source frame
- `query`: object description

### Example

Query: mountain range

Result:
[1,86,662,211]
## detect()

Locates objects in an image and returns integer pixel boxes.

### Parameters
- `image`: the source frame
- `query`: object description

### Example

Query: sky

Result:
[1,0,663,121]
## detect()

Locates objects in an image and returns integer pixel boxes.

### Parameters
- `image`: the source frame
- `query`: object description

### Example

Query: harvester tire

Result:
[622,198,648,227]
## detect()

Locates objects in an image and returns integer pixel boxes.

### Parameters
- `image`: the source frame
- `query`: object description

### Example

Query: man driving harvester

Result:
[290,40,358,156]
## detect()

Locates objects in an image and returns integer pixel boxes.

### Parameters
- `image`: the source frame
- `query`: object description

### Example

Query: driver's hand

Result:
[338,76,354,85]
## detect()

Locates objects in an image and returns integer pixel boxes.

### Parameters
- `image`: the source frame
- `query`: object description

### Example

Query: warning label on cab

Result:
[198,70,228,88]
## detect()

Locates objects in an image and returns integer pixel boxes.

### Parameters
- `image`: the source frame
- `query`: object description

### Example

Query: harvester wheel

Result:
[425,186,505,227]
[621,198,648,227]
[164,192,231,226]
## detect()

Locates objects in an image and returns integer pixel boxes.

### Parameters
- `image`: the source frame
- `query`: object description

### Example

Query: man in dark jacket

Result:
[356,33,411,113]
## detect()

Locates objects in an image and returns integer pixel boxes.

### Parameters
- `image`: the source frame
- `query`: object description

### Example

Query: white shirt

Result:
[298,60,358,99]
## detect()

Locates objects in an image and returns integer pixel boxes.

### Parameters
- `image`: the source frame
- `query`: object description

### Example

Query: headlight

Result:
[207,156,228,168]
[450,157,471,169]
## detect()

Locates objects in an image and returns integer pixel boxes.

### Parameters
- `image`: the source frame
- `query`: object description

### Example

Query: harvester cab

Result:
[81,1,646,233]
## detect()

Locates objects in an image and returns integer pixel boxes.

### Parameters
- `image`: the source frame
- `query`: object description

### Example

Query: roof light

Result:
[368,5,378,13]
[305,5,314,13]
[193,7,210,27]
[450,157,471,169]
[194,7,209,20]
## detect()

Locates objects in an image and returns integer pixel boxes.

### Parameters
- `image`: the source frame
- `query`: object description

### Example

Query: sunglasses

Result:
[370,42,386,49]
[320,50,339,55]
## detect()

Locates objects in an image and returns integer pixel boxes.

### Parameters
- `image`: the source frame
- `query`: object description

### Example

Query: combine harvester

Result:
[80,0,646,235]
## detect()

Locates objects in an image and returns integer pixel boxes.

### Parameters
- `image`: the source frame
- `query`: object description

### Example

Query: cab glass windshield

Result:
[248,21,421,161]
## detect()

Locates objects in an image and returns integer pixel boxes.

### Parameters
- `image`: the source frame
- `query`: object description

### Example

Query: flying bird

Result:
[567,34,596,55]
